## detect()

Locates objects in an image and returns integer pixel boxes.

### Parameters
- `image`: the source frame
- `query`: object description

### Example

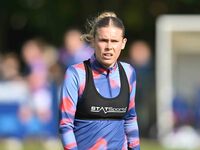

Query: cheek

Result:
[95,49,101,58]
[116,50,122,57]
[115,43,123,50]
[115,46,122,55]
[96,44,105,54]
[97,43,105,50]
[94,43,101,51]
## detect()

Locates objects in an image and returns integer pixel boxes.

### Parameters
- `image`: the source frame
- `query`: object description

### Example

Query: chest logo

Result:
[91,106,127,114]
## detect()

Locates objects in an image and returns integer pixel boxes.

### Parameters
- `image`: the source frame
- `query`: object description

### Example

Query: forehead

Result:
[96,26,123,39]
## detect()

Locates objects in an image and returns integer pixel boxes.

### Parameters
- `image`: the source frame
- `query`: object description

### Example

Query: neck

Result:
[94,55,116,69]
[102,63,115,69]
[97,60,115,69]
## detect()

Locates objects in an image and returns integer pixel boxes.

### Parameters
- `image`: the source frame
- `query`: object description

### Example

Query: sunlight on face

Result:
[93,26,127,68]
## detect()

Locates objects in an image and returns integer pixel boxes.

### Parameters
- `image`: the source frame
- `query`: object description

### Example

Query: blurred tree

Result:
[1,0,200,55]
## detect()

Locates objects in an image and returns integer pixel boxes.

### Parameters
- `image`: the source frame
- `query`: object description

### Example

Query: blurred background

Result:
[1,0,200,150]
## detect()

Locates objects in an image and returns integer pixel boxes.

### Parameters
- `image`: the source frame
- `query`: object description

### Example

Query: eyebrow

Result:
[98,37,121,42]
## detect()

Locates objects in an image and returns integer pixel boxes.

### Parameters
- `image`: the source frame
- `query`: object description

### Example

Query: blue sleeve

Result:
[123,63,140,150]
[59,66,79,150]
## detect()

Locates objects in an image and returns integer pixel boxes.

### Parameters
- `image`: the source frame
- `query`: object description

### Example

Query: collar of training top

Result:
[89,55,118,75]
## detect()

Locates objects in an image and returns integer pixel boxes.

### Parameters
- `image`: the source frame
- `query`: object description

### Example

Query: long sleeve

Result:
[59,66,79,150]
[124,65,140,150]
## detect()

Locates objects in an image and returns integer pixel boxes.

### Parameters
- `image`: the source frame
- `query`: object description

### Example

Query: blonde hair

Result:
[81,11,125,43]
[95,12,117,23]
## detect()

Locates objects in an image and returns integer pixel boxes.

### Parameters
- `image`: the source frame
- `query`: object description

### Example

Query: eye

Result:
[99,39,108,42]
[111,40,119,43]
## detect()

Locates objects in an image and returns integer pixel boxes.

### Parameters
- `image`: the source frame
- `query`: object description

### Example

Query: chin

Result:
[101,61,114,68]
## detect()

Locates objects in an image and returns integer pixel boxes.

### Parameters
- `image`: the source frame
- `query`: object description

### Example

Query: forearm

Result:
[59,113,78,150]
[59,105,78,150]
[60,129,78,150]
[125,117,140,150]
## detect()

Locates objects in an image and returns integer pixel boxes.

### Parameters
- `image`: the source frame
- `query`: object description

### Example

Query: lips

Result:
[104,53,112,56]
[102,53,113,59]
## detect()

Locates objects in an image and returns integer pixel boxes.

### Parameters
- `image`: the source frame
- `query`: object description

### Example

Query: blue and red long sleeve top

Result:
[59,55,140,150]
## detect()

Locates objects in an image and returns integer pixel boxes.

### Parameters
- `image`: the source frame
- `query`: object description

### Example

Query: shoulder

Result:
[64,62,86,85]
[119,61,136,75]
[66,62,85,75]
[119,61,136,83]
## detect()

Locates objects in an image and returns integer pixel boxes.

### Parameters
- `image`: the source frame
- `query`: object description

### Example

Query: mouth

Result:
[102,53,113,59]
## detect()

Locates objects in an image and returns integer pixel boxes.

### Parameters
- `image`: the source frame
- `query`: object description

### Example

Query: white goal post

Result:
[156,15,200,141]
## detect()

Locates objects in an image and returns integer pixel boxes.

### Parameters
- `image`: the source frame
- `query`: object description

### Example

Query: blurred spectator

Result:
[43,45,63,88]
[59,28,94,69]
[21,38,61,149]
[0,53,30,150]
[1,53,22,81]
[172,95,193,129]
[129,41,151,67]
[128,40,156,138]
[21,38,57,138]
[22,38,49,90]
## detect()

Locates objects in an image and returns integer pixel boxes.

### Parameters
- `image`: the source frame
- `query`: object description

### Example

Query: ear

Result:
[121,38,127,50]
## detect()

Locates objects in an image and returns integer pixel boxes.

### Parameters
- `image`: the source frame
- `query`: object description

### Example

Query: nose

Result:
[106,41,113,50]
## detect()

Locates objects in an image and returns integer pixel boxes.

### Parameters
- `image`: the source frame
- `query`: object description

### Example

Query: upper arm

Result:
[61,66,79,105]
[59,66,80,128]
[121,62,137,118]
